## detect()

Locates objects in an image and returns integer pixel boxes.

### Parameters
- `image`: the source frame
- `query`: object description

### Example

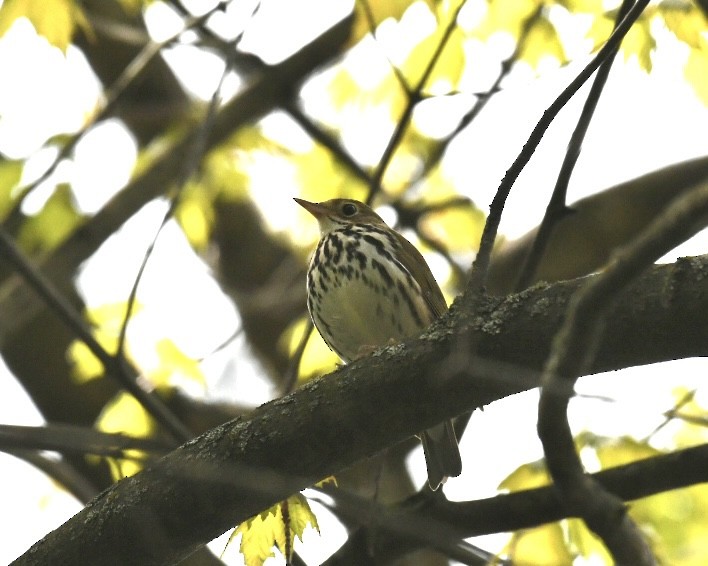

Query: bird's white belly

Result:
[313,266,430,362]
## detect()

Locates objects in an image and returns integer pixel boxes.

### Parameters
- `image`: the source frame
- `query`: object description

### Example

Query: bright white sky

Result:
[1,0,708,564]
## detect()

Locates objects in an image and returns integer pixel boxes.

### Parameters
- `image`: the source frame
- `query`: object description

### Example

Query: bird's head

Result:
[294,198,387,234]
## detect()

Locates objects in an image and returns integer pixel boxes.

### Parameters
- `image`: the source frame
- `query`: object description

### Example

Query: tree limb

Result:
[323,443,708,564]
[14,254,708,565]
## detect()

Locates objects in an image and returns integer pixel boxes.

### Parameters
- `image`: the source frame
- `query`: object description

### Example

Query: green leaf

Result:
[0,158,23,220]
[17,183,84,253]
[0,0,91,51]
[116,0,150,15]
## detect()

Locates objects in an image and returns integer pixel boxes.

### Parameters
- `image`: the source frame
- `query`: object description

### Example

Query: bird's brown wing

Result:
[394,232,448,319]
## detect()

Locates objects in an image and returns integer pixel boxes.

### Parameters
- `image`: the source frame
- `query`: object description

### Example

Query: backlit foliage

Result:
[0,0,707,564]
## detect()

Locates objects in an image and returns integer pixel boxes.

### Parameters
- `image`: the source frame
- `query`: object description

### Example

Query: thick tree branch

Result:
[488,155,708,293]
[323,443,708,564]
[15,254,708,565]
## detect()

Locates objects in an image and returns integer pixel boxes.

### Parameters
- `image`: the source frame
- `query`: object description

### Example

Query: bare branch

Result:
[324,443,708,563]
[0,15,355,347]
[15,253,708,564]
[538,177,708,564]
[0,226,193,442]
[515,0,635,291]
[468,0,651,293]
[0,424,170,457]
[365,1,468,205]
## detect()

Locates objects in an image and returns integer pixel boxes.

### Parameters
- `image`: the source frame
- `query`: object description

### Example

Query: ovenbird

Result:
[294,197,462,490]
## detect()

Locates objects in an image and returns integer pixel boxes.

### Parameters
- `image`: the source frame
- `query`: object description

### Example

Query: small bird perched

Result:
[294,197,462,489]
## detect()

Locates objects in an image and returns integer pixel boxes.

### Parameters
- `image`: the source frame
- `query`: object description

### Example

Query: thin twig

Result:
[323,441,708,564]
[2,2,230,228]
[414,5,544,183]
[281,321,314,395]
[358,0,411,93]
[314,483,501,566]
[284,102,372,185]
[538,181,708,565]
[644,389,696,440]
[468,0,651,293]
[116,6,253,355]
[4,449,99,504]
[514,0,635,291]
[0,226,193,442]
[0,423,172,457]
[365,1,469,205]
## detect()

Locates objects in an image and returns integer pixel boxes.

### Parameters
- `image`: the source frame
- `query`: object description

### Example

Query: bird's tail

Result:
[421,420,462,490]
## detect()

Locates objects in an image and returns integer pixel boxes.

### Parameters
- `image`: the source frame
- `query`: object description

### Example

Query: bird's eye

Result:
[342,203,357,217]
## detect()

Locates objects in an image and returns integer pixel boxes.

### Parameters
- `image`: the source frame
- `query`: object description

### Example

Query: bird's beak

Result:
[293,198,329,219]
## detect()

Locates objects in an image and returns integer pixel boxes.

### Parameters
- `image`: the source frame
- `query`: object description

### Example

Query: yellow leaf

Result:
[280,316,339,382]
[67,302,143,383]
[621,17,654,72]
[231,496,319,566]
[349,0,436,46]
[150,338,206,389]
[17,184,84,253]
[498,460,551,491]
[286,494,321,542]
[504,522,575,565]
[593,436,660,469]
[67,329,119,383]
[314,476,337,488]
[400,23,466,91]
[662,3,708,49]
[85,301,144,330]
[628,483,708,565]
[586,14,615,52]
[519,17,566,68]
[419,201,486,253]
[0,0,90,51]
[326,68,361,111]
[473,0,541,42]
[295,145,368,205]
[667,387,708,447]
[95,392,154,479]
[685,46,708,107]
[175,188,214,251]
[566,517,613,562]
[559,0,605,14]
